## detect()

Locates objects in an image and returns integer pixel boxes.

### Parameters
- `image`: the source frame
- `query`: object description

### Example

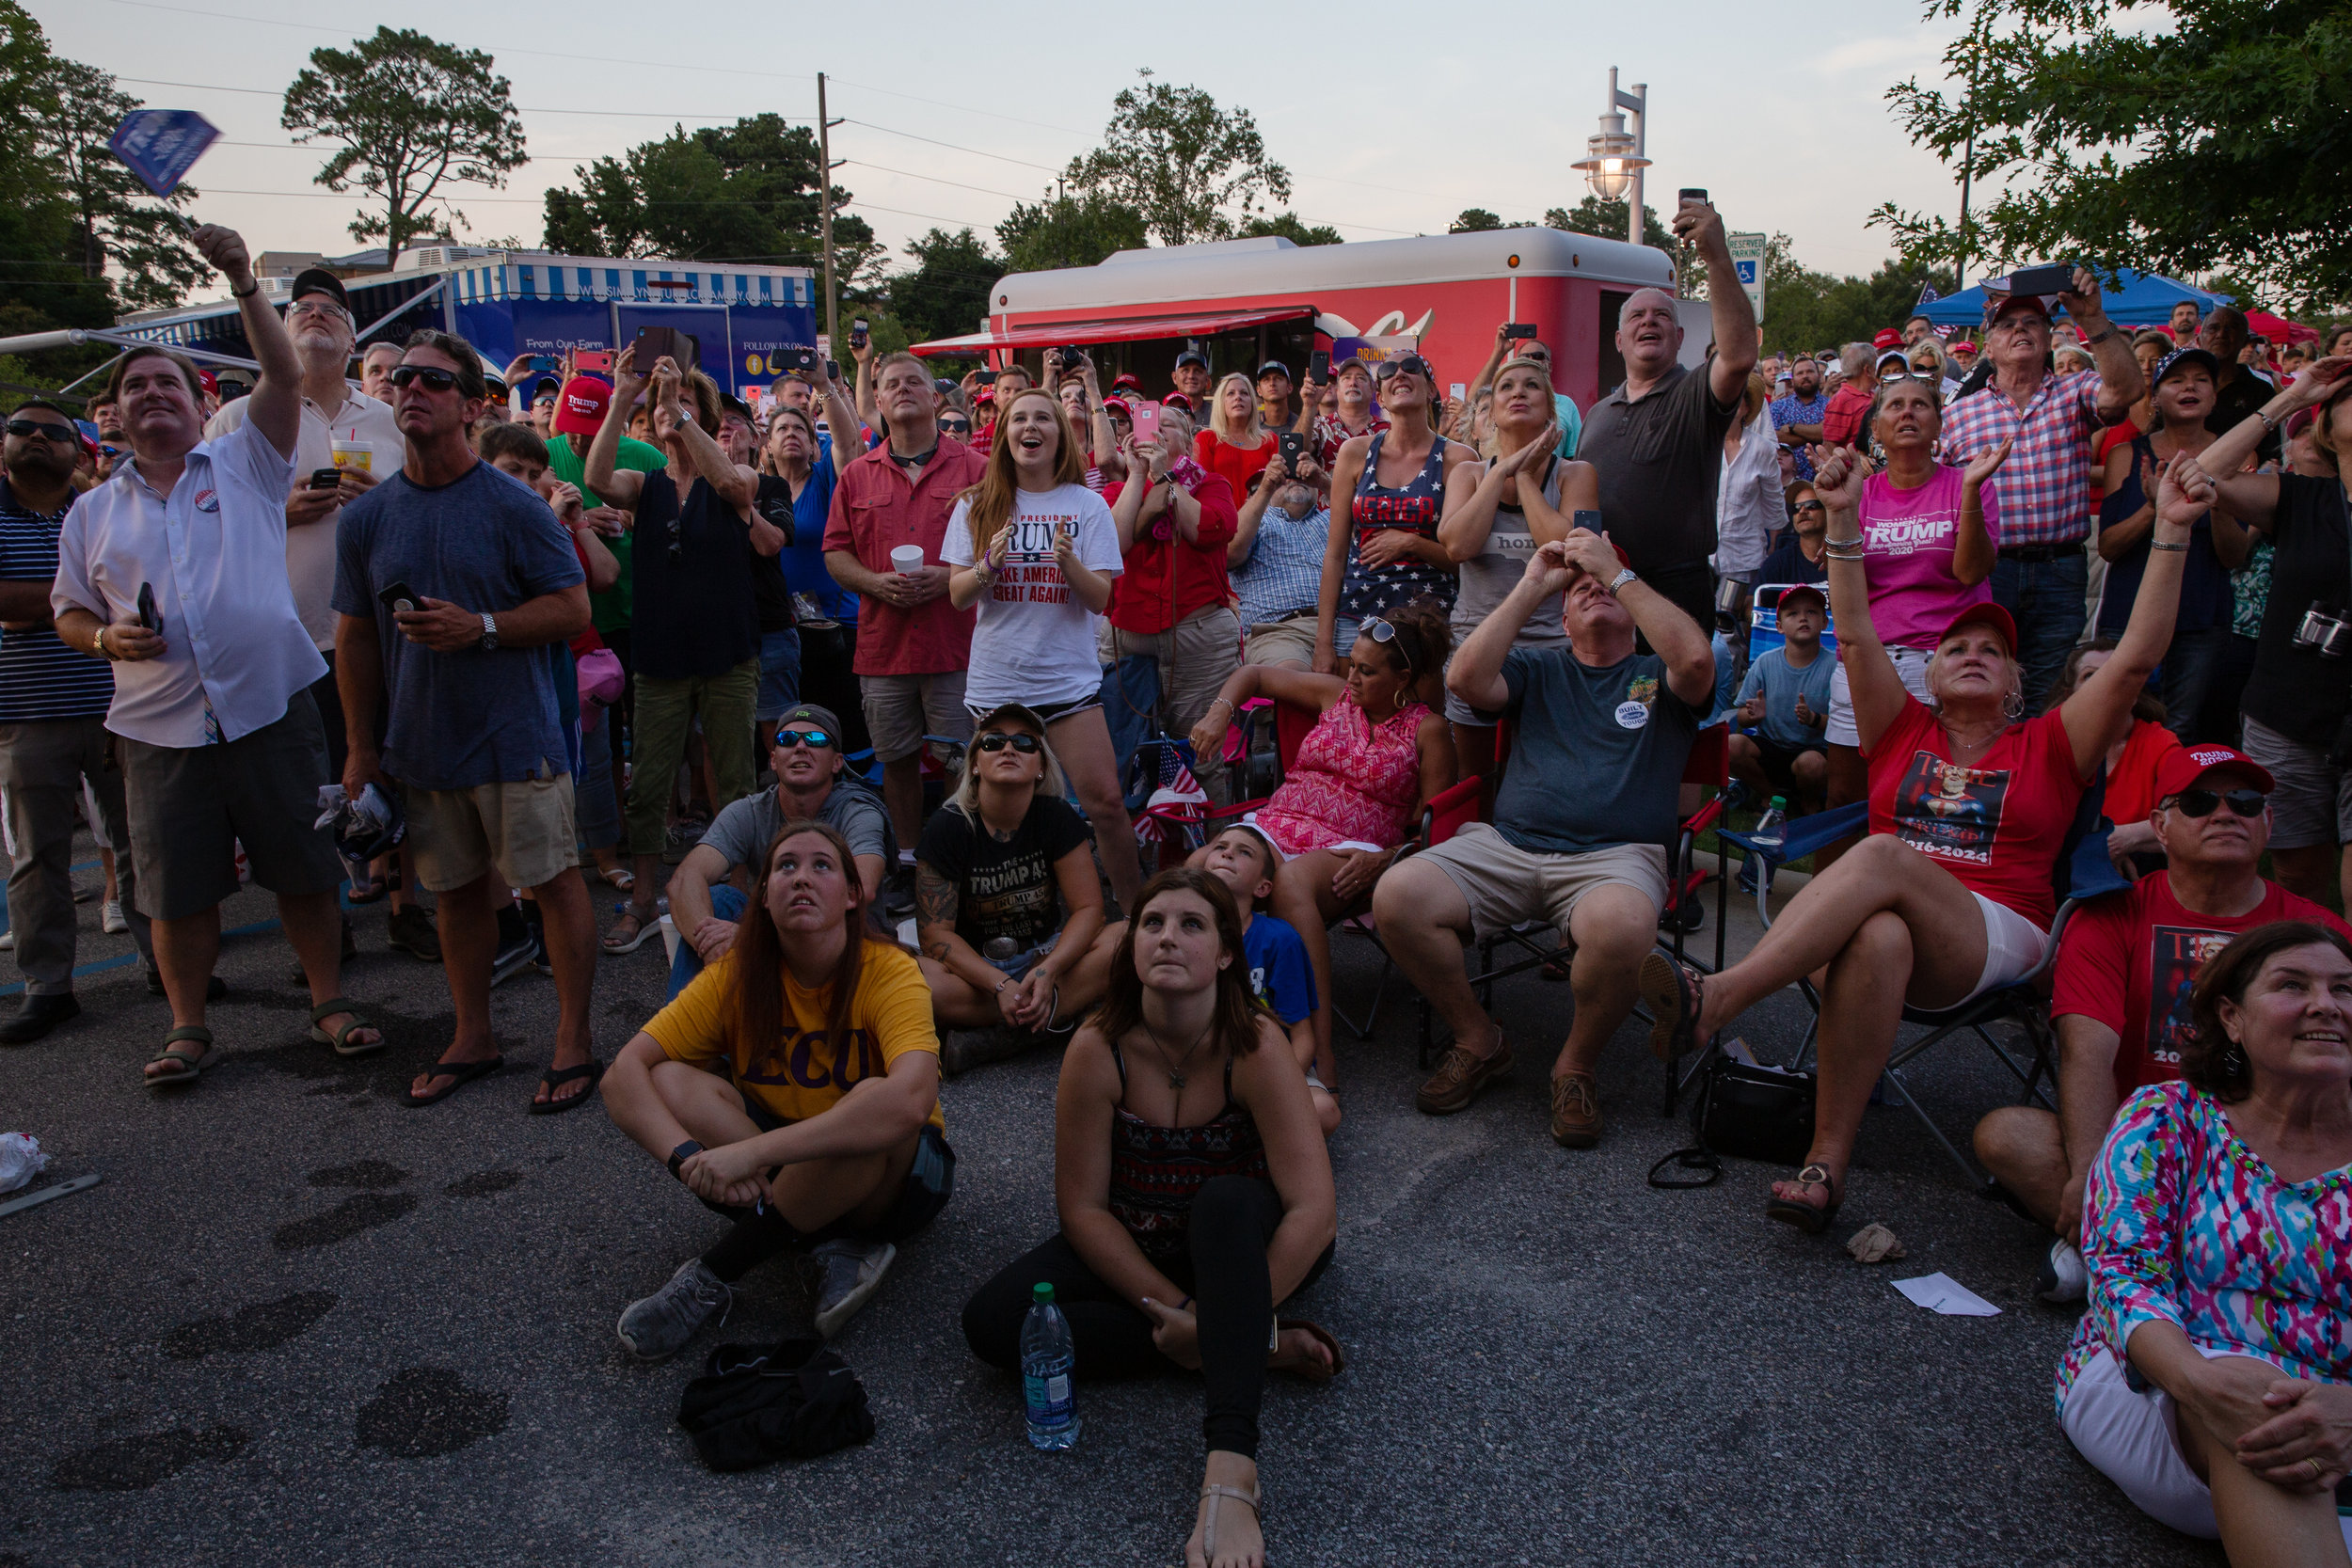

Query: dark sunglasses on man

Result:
[1792,498,1827,515]
[975,732,1041,754]
[2165,787,2267,819]
[772,726,835,750]
[389,364,462,393]
[6,419,78,443]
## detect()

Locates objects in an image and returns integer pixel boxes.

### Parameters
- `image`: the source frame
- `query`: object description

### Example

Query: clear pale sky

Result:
[40,0,1967,285]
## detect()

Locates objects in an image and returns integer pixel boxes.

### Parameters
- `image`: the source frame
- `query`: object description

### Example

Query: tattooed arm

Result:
[914,861,1004,995]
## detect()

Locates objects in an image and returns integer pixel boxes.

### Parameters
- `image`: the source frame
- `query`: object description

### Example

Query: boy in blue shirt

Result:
[1728,583,1832,814]
[1201,824,1336,1134]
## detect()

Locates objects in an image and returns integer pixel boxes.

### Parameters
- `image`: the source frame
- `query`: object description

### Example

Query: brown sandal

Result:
[1639,950,1707,1062]
[1273,1319,1345,1382]
[1764,1164,1846,1234]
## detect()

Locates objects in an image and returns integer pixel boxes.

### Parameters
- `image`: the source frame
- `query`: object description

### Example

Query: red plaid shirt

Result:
[1939,370,2106,547]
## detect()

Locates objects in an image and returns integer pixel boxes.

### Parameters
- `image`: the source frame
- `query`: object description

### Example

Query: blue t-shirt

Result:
[1736,645,1834,749]
[332,460,584,792]
[1241,912,1316,1025]
[771,440,856,625]
[1493,646,1700,855]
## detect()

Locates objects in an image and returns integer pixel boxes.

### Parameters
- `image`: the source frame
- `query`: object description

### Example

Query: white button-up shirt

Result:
[206,386,405,651]
[52,418,326,749]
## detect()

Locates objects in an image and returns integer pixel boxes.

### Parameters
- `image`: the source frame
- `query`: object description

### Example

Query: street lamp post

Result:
[1568,69,1651,246]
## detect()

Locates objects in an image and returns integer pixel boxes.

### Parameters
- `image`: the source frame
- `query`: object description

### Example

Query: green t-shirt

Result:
[547,432,665,632]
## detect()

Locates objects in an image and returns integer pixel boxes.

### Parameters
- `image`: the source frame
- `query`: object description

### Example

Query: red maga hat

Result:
[551,376,612,437]
[2153,744,2275,801]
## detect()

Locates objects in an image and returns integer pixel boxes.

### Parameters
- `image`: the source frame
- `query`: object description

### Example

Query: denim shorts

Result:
[755,627,803,723]
[714,1095,956,1244]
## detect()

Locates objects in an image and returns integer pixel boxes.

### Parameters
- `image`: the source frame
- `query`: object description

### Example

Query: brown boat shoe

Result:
[1413,1032,1514,1115]
[1549,1070,1603,1148]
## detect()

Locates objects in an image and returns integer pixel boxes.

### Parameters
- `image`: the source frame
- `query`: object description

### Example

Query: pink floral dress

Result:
[1252,694,1431,856]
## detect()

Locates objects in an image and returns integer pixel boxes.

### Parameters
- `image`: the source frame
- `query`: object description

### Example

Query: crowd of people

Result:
[6,211,2351,1568]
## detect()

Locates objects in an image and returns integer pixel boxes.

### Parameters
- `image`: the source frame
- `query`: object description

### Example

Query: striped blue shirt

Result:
[0,477,113,723]
[1232,504,1329,626]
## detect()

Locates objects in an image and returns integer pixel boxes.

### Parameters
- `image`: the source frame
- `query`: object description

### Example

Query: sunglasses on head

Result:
[772,726,834,750]
[1374,356,1432,382]
[389,365,462,392]
[1359,615,1413,671]
[6,419,77,443]
[2167,787,2266,819]
[976,731,1041,754]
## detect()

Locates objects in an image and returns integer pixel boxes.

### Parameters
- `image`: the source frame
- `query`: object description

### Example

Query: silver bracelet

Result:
[2149,540,2188,552]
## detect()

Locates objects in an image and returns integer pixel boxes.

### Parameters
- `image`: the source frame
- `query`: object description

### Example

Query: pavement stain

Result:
[308,1159,411,1189]
[445,1167,524,1197]
[163,1290,340,1360]
[355,1368,509,1458]
[50,1424,249,1492]
[272,1191,420,1250]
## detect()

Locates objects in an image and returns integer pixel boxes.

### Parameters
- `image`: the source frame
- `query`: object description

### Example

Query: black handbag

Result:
[1648,1053,1819,1188]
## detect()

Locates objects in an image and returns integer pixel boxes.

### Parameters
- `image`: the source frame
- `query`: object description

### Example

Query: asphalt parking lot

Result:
[0,842,2221,1567]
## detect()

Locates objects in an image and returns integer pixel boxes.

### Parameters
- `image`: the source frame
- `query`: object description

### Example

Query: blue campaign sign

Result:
[108,110,220,197]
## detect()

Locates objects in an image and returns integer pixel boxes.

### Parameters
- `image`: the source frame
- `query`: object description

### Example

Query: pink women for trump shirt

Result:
[1854,464,2002,650]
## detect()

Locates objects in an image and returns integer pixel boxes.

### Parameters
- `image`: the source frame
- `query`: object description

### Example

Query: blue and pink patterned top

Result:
[2057,1082,2352,1418]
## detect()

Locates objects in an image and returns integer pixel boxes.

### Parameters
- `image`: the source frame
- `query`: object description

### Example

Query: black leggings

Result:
[961,1175,1329,1459]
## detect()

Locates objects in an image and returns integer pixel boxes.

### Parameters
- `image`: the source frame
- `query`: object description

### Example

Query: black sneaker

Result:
[387,904,441,962]
[0,991,79,1045]
[490,911,536,988]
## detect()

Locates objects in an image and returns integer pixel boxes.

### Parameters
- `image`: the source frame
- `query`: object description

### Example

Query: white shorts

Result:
[1961,892,2052,1002]
[1826,645,1934,748]
[2061,1341,2352,1548]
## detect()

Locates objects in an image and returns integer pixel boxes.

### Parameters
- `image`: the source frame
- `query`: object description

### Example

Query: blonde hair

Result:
[1207,372,1264,444]
[1740,372,1771,425]
[946,710,1069,819]
[960,389,1086,558]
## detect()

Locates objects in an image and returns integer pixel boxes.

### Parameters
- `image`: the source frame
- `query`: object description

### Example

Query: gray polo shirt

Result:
[1577,356,1740,578]
[698,775,895,874]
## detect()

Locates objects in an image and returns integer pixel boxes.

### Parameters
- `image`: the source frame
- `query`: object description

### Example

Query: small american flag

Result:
[1136,740,1209,852]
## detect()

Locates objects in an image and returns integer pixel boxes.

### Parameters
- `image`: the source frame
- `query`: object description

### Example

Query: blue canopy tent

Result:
[1915,270,2223,329]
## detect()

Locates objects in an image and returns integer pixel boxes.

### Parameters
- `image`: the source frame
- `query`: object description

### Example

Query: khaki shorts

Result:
[861,672,973,765]
[406,774,578,894]
[1242,615,1319,670]
[1412,821,1668,942]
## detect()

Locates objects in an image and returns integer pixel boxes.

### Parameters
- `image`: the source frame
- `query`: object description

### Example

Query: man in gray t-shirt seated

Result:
[1372,530,1713,1149]
[665,702,895,999]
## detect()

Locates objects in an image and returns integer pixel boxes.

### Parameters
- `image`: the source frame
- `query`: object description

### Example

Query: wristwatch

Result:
[1607,567,1639,595]
[667,1140,704,1179]
[478,611,499,653]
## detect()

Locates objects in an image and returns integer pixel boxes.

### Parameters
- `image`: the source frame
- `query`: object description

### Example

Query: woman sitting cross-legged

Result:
[1187,599,1457,1090]
[915,704,1108,1060]
[961,868,1340,1568]
[2058,921,2352,1561]
[1639,443,2208,1230]
[599,821,952,1360]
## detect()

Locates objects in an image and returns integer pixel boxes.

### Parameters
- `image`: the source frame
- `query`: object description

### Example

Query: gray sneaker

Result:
[940,1026,1033,1078]
[616,1258,732,1362]
[811,1238,897,1339]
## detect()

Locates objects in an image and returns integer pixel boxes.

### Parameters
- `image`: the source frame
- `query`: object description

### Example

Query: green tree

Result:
[995,190,1147,275]
[1450,207,1509,233]
[0,5,113,341]
[1871,0,2352,310]
[281,26,528,269]
[1545,197,1674,252]
[1237,212,1342,247]
[1065,71,1290,245]
[49,58,203,311]
[541,114,874,272]
[890,228,1002,343]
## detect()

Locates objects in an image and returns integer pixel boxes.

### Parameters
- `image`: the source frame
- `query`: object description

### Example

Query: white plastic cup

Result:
[330,438,373,472]
[657,913,680,966]
[890,545,925,576]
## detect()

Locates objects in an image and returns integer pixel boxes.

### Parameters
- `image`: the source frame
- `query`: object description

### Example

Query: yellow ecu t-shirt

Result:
[644,943,945,1132]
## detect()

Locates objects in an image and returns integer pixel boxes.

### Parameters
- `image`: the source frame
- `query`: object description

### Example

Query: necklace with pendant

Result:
[1142,1015,1213,1093]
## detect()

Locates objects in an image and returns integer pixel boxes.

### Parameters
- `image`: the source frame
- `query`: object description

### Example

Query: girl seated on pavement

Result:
[1638,443,2205,1231]
[599,820,952,1360]
[1187,599,1457,1094]
[2058,922,2352,1561]
[961,868,1340,1568]
[916,704,1108,1068]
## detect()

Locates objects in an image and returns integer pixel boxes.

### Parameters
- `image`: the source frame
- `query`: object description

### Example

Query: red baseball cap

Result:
[1774,582,1827,615]
[1872,328,1903,350]
[1991,290,2054,323]
[1939,600,2017,652]
[552,375,612,437]
[2153,743,2275,801]
[196,368,219,396]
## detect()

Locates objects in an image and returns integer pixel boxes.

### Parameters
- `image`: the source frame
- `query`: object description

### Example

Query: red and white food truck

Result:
[911,226,1695,410]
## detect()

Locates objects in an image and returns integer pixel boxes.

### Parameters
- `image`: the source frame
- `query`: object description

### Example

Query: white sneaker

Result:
[2036,1239,2088,1305]
[0,927,12,950]
[102,899,128,935]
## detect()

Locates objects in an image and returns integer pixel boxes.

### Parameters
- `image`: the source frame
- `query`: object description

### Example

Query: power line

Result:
[114,76,815,123]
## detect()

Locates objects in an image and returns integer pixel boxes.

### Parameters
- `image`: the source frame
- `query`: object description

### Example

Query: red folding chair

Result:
[1138,699,1317,874]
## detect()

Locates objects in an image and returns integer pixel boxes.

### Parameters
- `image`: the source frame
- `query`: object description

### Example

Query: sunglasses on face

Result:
[1793,499,1826,513]
[1373,356,1432,383]
[389,365,462,392]
[6,420,77,443]
[976,731,1041,754]
[772,727,834,751]
[2167,787,2267,819]
[1359,615,1413,671]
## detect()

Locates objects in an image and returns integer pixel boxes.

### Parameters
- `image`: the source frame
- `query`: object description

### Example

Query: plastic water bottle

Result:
[1020,1282,1080,1450]
[1740,796,1788,895]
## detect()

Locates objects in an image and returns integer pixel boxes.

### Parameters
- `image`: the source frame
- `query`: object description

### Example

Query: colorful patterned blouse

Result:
[2057,1082,2352,1418]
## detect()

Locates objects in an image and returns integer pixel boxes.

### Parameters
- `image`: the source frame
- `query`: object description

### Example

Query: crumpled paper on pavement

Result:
[1845,1222,1906,1264]
[0,1132,48,1195]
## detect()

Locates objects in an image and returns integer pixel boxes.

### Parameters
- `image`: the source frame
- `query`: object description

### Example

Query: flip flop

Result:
[145,1025,215,1086]
[529,1059,604,1116]
[405,1053,504,1108]
[601,905,660,955]
[308,997,385,1058]
[1764,1164,1846,1235]
[343,877,388,905]
[1274,1318,1346,1382]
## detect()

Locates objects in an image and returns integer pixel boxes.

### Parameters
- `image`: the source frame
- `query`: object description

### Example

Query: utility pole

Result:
[818,72,842,350]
